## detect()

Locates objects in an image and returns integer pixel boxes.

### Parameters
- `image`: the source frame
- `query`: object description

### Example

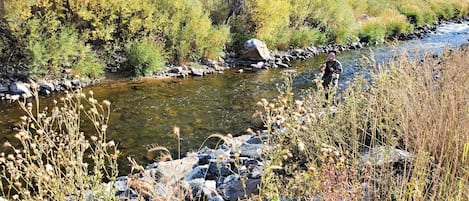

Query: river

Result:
[0,20,468,173]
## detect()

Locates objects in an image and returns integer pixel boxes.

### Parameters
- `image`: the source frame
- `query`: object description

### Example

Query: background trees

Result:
[0,0,467,79]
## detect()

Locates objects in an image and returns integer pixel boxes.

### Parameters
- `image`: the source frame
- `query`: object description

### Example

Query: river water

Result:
[1,21,468,172]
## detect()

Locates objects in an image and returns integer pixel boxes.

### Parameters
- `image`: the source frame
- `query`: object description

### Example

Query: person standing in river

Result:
[321,51,342,102]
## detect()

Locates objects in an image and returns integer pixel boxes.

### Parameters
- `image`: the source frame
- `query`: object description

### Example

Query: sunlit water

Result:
[1,21,468,174]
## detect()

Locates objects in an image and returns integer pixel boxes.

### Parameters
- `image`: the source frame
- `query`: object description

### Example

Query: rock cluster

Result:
[114,133,269,201]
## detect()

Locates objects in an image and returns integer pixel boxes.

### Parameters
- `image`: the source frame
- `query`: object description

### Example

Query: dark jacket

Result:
[322,60,342,87]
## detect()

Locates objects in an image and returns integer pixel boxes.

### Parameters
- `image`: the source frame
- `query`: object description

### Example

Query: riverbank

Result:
[1,16,467,101]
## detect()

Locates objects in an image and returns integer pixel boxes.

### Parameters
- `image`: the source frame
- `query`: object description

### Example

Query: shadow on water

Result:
[0,20,468,174]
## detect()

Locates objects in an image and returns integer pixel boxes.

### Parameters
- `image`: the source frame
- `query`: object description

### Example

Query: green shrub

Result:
[290,27,326,48]
[358,20,386,44]
[289,0,315,29]
[203,25,231,60]
[427,0,469,19]
[123,39,166,77]
[2,0,469,80]
[310,0,357,44]
[25,27,103,79]
[397,0,437,25]
[199,0,233,25]
[158,0,230,64]
[378,9,413,36]
[73,49,105,80]
[365,0,395,16]
[244,0,291,47]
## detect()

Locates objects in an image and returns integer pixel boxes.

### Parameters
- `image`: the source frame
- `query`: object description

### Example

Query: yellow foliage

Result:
[245,0,291,45]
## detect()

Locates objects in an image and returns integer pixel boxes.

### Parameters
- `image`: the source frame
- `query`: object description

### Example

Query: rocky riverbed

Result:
[113,129,412,201]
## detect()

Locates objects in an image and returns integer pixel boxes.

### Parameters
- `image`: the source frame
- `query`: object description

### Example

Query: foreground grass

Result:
[254,47,469,200]
[0,90,119,200]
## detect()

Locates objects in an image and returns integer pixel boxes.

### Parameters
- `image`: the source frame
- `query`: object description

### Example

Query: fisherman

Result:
[321,51,342,101]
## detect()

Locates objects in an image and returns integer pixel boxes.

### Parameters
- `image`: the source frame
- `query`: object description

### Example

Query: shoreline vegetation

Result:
[0,0,468,99]
[1,45,468,200]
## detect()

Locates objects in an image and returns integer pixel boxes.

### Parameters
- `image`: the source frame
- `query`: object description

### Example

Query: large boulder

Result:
[240,39,271,61]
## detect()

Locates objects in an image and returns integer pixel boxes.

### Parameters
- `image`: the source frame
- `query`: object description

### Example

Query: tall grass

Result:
[255,47,469,200]
[0,88,119,200]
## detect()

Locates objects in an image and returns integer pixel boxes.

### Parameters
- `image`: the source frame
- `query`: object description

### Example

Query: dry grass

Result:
[254,47,469,200]
[0,89,119,200]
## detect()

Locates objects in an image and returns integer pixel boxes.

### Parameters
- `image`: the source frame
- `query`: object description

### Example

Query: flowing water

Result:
[1,21,468,173]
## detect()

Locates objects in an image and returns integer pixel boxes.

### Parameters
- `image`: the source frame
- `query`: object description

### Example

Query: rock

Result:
[240,39,271,61]
[71,79,81,88]
[244,160,263,179]
[38,80,55,95]
[110,67,118,73]
[250,62,264,69]
[246,134,268,144]
[0,84,8,93]
[209,195,225,201]
[217,175,260,201]
[62,80,73,90]
[114,176,129,193]
[198,147,230,163]
[169,67,184,73]
[361,146,413,167]
[188,178,206,198]
[188,179,220,200]
[307,46,318,54]
[231,135,254,149]
[203,59,218,68]
[203,180,218,198]
[190,68,205,76]
[240,143,267,159]
[207,160,235,179]
[350,42,363,49]
[9,82,32,98]
[186,165,209,181]
[114,177,139,200]
[150,154,199,185]
[276,62,290,68]
[292,49,305,56]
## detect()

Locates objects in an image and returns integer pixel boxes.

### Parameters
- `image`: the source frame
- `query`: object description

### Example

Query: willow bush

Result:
[289,26,326,48]
[0,0,468,78]
[123,39,166,77]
